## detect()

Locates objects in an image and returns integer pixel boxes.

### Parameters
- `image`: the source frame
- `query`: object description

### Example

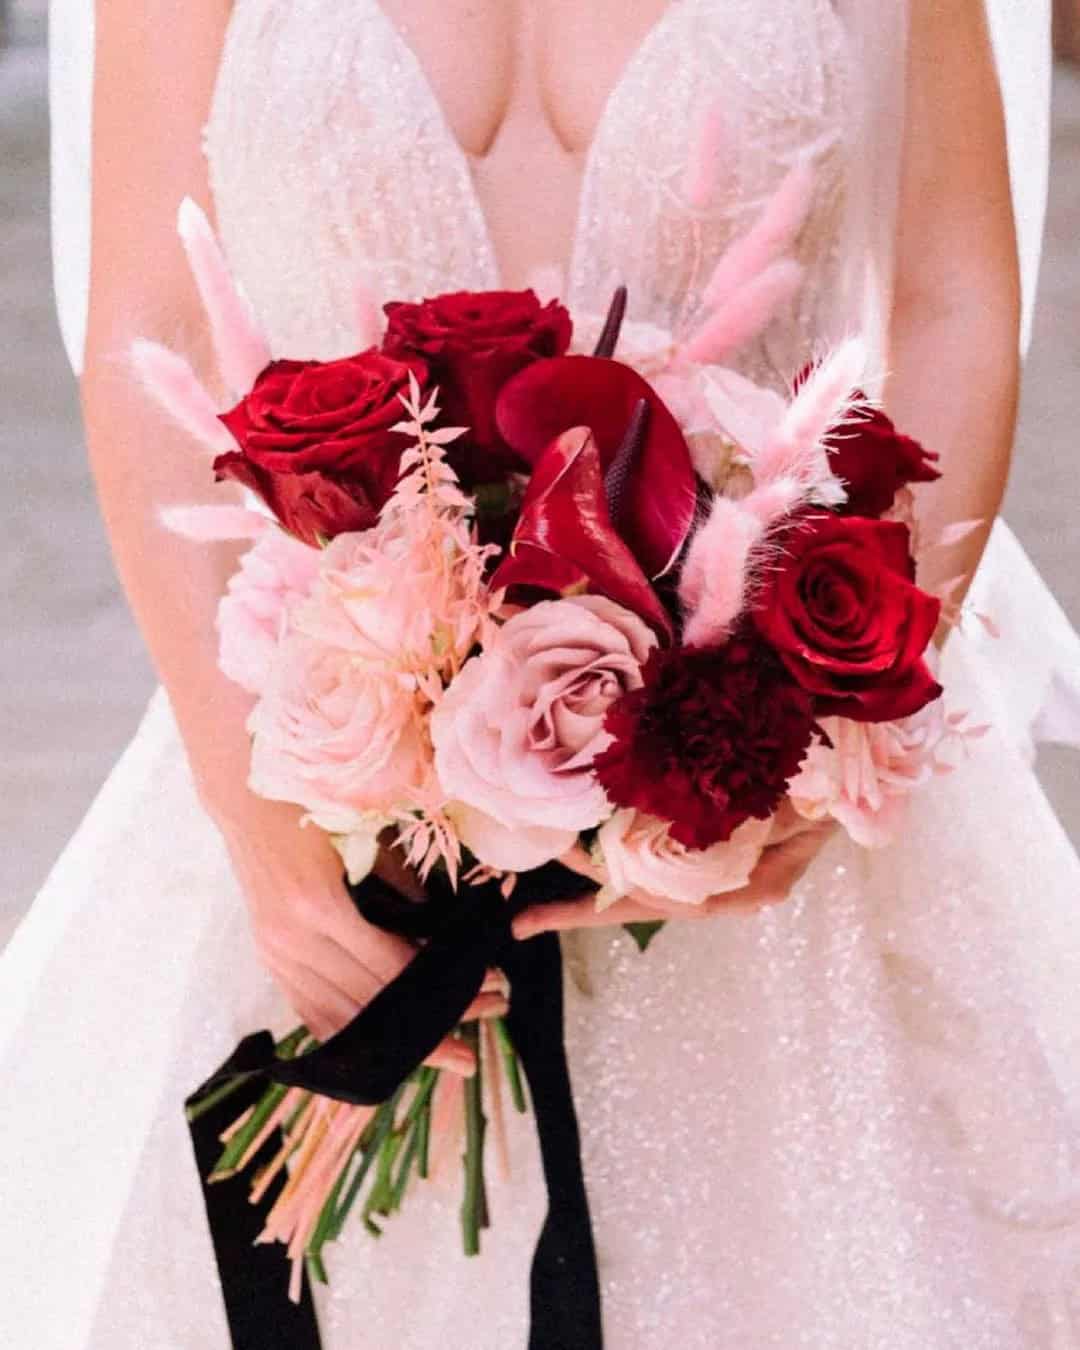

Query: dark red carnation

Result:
[214,350,427,545]
[382,289,572,485]
[752,514,942,722]
[826,402,940,518]
[592,638,817,850]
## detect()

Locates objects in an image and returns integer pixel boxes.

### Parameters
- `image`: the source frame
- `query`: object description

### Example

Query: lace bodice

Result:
[202,0,854,390]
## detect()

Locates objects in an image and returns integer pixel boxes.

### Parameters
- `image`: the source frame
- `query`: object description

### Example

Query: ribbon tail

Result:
[185,1051,322,1350]
[502,933,604,1350]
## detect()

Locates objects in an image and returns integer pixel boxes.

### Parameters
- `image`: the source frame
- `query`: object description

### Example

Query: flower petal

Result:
[495,355,698,576]
[489,427,674,641]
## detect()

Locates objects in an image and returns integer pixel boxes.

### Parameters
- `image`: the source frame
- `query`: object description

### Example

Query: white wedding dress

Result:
[6,1,1080,1346]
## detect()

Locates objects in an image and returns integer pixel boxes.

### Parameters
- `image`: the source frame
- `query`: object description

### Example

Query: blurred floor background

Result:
[1,4,1078,949]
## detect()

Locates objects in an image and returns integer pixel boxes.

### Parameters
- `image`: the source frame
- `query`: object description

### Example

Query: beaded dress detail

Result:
[4,2,1080,1347]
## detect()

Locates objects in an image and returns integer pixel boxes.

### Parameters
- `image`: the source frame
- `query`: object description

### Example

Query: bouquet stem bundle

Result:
[188,1019,528,1297]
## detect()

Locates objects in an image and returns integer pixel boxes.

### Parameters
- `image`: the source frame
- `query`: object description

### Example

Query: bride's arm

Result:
[885,0,1022,599]
[79,0,483,1064]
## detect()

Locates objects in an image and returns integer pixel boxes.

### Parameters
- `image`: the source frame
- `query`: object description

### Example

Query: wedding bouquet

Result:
[132,173,986,1312]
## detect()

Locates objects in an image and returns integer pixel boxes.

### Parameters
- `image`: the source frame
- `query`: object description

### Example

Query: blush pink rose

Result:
[432,595,656,870]
[216,527,321,695]
[788,704,960,848]
[247,630,426,829]
[293,511,495,681]
[595,809,772,907]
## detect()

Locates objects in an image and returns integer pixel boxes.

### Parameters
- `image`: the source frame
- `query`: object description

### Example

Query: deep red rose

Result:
[213,350,427,545]
[592,638,818,850]
[382,289,572,484]
[752,515,942,722]
[827,402,940,518]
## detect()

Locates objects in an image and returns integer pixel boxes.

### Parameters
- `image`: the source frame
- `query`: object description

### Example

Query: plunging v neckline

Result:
[364,0,687,291]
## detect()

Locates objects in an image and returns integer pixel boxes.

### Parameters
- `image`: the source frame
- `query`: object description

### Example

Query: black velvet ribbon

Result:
[185,861,603,1350]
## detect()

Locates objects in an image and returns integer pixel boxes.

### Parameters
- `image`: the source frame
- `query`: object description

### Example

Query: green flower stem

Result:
[460,1023,487,1256]
[210,1083,289,1180]
[304,1152,351,1274]
[367,1127,402,1218]
[185,1026,309,1126]
[185,1074,250,1125]
[326,1089,404,1242]
[403,1066,439,1129]
[494,1017,528,1114]
[417,1077,434,1180]
[389,1117,422,1212]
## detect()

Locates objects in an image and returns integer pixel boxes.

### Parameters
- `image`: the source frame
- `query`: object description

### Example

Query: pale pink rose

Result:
[596,809,772,908]
[216,528,321,694]
[291,510,496,684]
[247,630,426,828]
[432,595,656,870]
[788,704,959,848]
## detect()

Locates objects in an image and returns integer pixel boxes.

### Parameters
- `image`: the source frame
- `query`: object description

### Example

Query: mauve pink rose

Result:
[596,809,772,907]
[247,630,426,829]
[216,527,321,695]
[432,595,656,870]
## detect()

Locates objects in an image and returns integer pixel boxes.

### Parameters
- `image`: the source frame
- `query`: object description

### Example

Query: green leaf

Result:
[624,920,665,953]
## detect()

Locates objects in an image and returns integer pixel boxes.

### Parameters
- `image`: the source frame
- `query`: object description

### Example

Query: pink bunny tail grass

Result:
[129,339,236,454]
[754,338,867,499]
[702,159,816,309]
[682,97,727,210]
[177,196,271,395]
[353,278,383,348]
[159,503,271,542]
[741,475,806,527]
[679,496,764,646]
[681,259,804,366]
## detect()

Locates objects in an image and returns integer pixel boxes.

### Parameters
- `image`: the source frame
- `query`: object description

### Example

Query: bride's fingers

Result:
[481,968,508,996]
[558,842,605,884]
[278,962,363,1042]
[425,1037,478,1076]
[714,825,831,912]
[512,892,662,939]
[461,991,510,1022]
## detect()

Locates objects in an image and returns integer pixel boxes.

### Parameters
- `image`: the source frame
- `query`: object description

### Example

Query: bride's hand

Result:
[220,798,503,1073]
[510,818,832,940]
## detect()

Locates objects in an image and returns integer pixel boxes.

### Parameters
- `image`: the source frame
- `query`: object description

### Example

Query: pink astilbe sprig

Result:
[272,374,502,883]
[176,196,272,394]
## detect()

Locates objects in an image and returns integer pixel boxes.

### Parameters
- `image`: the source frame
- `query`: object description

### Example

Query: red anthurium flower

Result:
[489,426,674,642]
[494,355,698,579]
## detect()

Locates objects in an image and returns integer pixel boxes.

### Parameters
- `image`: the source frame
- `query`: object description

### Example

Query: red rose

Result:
[827,403,940,518]
[752,515,942,722]
[592,638,818,850]
[213,350,427,545]
[382,289,572,484]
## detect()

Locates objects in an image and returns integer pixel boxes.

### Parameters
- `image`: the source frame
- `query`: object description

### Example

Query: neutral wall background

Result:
[1,5,1078,949]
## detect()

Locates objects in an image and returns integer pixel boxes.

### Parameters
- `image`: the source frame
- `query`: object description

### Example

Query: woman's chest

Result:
[204,0,852,359]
